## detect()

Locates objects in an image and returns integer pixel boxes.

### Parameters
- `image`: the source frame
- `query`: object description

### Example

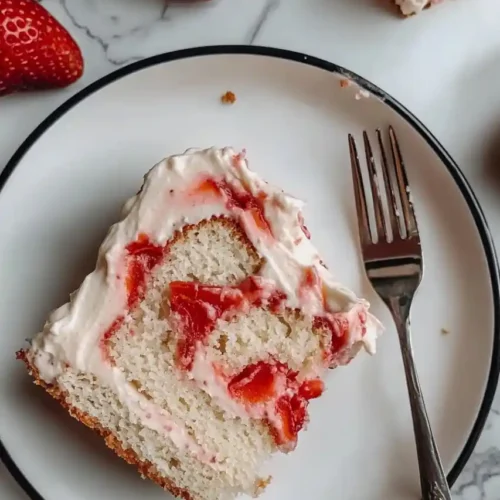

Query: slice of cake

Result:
[18,148,382,500]
[395,0,443,15]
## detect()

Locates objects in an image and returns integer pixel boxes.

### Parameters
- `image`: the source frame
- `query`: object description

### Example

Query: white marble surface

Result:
[1,0,500,499]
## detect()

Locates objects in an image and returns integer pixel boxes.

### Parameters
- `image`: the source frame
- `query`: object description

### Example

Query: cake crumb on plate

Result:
[355,89,370,100]
[221,91,236,104]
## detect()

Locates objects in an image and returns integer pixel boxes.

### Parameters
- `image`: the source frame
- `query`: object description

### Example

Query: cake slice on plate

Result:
[18,147,382,500]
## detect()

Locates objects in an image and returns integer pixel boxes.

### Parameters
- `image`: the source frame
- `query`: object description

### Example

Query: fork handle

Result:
[390,298,452,500]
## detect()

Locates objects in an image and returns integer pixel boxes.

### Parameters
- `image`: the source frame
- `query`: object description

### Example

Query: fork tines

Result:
[348,127,419,246]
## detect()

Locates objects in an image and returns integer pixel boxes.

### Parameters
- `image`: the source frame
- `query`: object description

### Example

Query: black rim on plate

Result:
[1,45,499,499]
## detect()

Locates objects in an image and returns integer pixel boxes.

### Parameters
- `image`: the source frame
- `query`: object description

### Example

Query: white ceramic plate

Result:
[0,47,498,500]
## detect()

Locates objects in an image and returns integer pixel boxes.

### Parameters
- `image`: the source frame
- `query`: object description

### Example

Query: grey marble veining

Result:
[247,0,280,44]
[456,447,500,500]
[57,0,171,65]
[2,0,500,498]
[453,405,500,500]
[43,0,280,66]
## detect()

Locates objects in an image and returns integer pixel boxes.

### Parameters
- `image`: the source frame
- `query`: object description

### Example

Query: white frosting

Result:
[29,147,382,460]
[191,348,249,419]
[395,0,432,15]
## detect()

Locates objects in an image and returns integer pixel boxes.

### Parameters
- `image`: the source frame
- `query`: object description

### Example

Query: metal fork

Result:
[348,127,452,500]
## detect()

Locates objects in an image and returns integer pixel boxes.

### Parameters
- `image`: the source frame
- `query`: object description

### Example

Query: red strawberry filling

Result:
[99,316,124,363]
[299,378,325,400]
[125,234,164,308]
[169,281,246,371]
[228,361,280,404]
[192,177,272,236]
[272,394,307,450]
[99,234,164,361]
[169,278,287,371]
[227,360,324,451]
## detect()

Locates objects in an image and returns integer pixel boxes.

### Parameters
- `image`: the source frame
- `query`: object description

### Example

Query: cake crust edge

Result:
[16,350,194,500]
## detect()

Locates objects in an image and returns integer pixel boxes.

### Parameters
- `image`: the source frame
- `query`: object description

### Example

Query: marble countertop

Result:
[2,0,500,498]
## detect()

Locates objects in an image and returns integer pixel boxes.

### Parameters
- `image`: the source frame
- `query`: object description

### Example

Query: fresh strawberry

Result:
[0,0,83,96]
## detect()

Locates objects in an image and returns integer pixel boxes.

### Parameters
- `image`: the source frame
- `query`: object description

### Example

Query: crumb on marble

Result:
[221,91,236,105]
[441,328,450,335]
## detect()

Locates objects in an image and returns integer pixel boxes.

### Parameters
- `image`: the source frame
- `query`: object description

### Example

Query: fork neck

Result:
[384,295,413,335]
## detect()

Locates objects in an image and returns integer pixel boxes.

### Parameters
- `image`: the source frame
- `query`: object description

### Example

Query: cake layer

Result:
[20,147,382,500]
